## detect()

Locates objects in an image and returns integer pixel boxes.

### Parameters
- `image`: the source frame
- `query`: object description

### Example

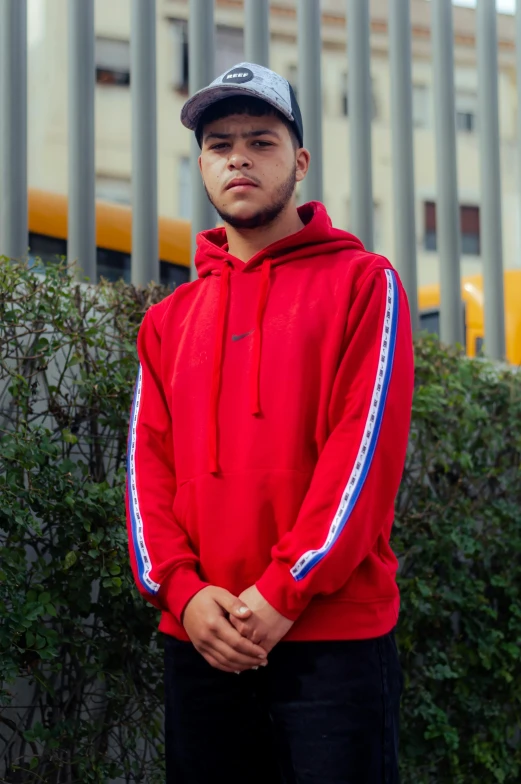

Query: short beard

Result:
[204,166,297,230]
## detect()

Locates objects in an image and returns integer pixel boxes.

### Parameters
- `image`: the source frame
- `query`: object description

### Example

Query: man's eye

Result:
[253,141,272,147]
[211,143,229,150]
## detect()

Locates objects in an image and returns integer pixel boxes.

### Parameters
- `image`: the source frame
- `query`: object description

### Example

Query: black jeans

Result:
[163,630,403,784]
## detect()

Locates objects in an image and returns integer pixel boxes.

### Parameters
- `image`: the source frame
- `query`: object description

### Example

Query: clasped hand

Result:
[182,585,293,673]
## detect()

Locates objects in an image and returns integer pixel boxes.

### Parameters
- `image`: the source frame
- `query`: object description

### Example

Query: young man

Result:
[126,62,414,783]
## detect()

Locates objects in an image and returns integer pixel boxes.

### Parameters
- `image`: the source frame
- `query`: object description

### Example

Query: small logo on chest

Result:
[231,330,254,342]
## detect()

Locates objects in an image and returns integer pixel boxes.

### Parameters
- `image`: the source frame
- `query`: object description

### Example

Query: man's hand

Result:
[182,586,268,673]
[229,585,294,653]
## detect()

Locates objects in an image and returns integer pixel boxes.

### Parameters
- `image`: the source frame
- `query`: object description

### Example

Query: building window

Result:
[95,37,130,87]
[424,201,437,251]
[171,22,243,92]
[424,201,481,255]
[460,205,481,255]
[171,20,189,91]
[456,110,476,133]
[96,175,131,205]
[455,91,477,133]
[413,84,428,128]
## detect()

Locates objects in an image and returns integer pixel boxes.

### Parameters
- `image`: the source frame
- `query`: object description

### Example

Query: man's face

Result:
[198,112,308,230]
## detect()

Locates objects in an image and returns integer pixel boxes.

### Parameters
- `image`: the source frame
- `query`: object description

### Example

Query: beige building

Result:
[27,0,521,286]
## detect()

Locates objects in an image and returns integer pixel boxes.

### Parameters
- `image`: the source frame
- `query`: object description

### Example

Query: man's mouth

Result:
[225,177,259,191]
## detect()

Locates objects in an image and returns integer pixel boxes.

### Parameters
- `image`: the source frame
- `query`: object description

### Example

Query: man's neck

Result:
[225,207,305,262]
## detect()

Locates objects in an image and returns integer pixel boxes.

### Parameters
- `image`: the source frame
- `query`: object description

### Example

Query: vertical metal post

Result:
[298,0,323,203]
[131,0,159,286]
[432,0,463,346]
[516,0,521,265]
[68,0,96,281]
[245,0,270,67]
[189,0,215,281]
[388,0,419,331]
[0,0,27,261]
[346,0,373,250]
[477,0,505,360]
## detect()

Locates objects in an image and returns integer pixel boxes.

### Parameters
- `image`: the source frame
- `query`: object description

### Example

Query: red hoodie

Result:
[125,202,414,642]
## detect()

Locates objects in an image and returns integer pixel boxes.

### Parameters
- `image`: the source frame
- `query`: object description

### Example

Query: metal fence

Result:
[0,0,514,360]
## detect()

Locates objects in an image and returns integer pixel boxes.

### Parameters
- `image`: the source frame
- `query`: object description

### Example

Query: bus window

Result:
[419,308,440,335]
[419,304,467,347]
[27,231,190,291]
[28,232,67,267]
[96,247,131,283]
[160,261,190,289]
[97,249,190,289]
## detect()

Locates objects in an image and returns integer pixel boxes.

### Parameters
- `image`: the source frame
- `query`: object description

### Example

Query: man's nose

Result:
[228,151,252,169]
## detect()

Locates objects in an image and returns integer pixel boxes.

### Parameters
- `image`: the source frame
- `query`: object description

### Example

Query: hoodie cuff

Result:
[161,565,209,625]
[255,560,312,622]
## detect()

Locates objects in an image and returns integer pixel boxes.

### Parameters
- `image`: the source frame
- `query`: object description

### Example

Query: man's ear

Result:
[295,148,311,183]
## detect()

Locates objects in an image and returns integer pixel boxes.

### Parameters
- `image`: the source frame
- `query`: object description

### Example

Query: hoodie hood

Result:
[194,202,365,278]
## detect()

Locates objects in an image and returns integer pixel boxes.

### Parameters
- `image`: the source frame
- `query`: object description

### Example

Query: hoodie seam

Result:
[149,283,195,335]
[355,262,394,294]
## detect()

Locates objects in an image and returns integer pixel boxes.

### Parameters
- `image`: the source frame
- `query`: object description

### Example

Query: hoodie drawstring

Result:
[208,258,272,474]
[209,263,231,474]
[250,258,272,416]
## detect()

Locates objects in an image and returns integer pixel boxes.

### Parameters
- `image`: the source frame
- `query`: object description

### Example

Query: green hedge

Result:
[396,337,521,783]
[0,260,520,783]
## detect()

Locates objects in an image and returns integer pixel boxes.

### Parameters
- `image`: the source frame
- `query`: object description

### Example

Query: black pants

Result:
[163,630,403,783]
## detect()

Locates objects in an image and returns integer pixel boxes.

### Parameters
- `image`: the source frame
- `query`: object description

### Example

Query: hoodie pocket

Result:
[175,469,312,596]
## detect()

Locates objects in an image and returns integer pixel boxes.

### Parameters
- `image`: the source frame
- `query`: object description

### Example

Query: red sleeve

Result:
[255,268,414,620]
[125,307,208,623]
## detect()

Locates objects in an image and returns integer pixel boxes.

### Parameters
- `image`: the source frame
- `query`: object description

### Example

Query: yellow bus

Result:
[418,270,521,365]
[28,188,521,364]
[28,188,191,288]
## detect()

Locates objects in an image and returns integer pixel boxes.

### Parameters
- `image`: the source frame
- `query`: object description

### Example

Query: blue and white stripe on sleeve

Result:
[127,364,161,595]
[290,269,399,582]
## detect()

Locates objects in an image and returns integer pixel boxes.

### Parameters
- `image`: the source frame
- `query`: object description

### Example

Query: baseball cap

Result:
[181,62,304,147]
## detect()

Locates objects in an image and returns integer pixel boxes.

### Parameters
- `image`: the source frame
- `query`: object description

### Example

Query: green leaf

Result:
[62,429,78,444]
[64,551,77,570]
